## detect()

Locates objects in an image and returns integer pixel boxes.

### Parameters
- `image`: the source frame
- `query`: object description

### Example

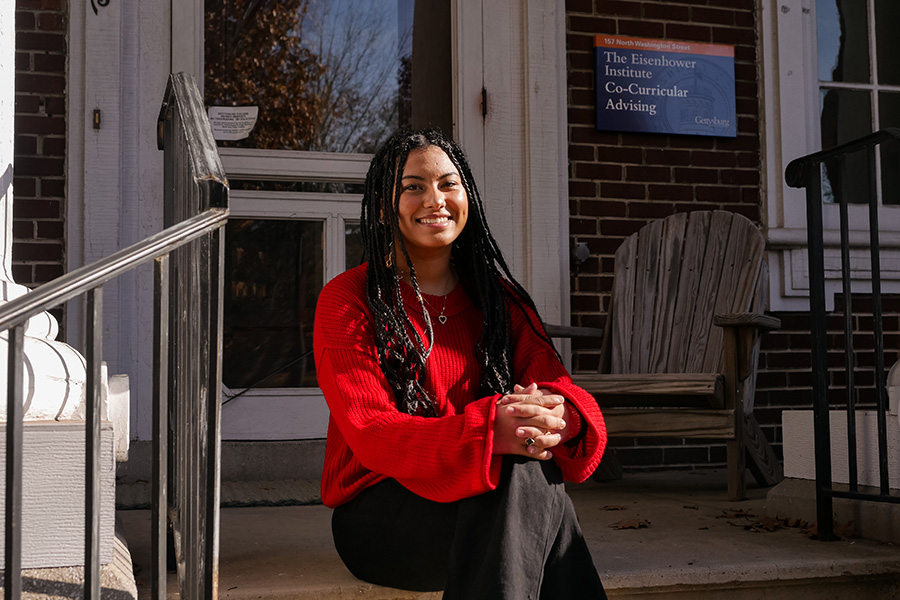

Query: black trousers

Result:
[331,456,607,599]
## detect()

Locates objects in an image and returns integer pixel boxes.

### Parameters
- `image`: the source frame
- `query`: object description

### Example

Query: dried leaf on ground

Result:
[610,519,651,530]
[744,517,782,533]
[601,505,627,511]
[717,508,755,519]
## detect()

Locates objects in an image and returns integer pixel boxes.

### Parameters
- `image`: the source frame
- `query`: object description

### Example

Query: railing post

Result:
[153,256,170,600]
[803,164,837,541]
[85,286,103,598]
[4,325,24,600]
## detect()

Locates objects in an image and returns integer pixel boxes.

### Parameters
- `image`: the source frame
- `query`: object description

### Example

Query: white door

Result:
[193,0,470,439]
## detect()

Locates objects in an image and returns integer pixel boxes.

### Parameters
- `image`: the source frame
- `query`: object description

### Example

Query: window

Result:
[761,0,900,311]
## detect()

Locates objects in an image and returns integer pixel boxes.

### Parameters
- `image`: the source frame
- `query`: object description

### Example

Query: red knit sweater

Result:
[313,264,606,507]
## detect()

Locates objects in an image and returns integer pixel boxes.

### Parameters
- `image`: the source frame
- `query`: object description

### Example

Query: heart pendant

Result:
[438,315,448,325]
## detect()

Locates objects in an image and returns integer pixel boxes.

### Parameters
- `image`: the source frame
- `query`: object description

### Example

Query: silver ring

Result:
[525,437,536,447]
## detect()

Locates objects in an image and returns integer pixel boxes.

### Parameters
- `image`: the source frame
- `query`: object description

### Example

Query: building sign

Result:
[594,35,736,137]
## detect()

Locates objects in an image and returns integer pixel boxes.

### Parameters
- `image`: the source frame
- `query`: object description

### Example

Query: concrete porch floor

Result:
[117,470,900,599]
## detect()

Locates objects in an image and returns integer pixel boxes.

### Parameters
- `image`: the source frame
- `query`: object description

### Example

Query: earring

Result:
[385,241,394,268]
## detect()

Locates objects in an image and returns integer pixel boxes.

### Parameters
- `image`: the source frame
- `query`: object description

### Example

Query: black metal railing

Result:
[785,127,900,541]
[2,72,227,599]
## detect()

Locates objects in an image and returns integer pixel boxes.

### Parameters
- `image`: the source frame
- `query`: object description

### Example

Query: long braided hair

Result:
[361,128,556,417]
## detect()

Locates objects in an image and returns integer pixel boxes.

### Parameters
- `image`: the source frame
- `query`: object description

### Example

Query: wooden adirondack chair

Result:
[573,210,783,501]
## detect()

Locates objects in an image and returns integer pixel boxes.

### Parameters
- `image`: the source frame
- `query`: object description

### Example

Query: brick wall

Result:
[13,0,66,289]
[565,0,764,470]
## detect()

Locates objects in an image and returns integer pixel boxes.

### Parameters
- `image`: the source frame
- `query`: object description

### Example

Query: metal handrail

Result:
[3,72,227,600]
[784,126,900,542]
[0,209,227,330]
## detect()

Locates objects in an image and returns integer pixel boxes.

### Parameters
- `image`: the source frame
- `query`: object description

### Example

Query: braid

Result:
[361,128,558,414]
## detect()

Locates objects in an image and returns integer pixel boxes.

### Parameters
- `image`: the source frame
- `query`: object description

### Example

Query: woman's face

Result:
[394,145,469,258]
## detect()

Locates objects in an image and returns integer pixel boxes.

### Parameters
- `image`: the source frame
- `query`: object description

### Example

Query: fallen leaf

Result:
[601,505,627,511]
[718,508,755,519]
[610,518,651,530]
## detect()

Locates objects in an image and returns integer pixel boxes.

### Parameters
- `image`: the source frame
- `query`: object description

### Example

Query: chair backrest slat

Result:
[606,210,765,376]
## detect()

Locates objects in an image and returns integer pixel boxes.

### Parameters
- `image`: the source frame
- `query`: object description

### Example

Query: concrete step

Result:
[117,470,900,599]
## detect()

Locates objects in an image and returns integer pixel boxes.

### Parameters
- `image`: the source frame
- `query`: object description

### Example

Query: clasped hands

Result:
[492,383,570,460]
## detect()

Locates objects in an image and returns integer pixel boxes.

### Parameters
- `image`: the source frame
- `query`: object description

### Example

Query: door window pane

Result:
[817,0,871,83]
[879,91,900,205]
[820,88,873,203]
[205,0,452,153]
[875,0,900,85]
[345,220,364,270]
[223,219,324,388]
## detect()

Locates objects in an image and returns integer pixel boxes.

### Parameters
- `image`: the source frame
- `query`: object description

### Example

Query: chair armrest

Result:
[544,324,605,339]
[713,312,780,332]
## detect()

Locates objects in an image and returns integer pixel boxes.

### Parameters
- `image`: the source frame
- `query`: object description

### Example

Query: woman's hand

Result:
[492,383,567,460]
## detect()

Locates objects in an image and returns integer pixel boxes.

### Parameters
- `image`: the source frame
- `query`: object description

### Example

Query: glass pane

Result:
[875,0,900,85]
[344,220,365,270]
[223,219,324,388]
[820,88,873,203]
[879,91,900,205]
[205,0,452,153]
[817,0,870,83]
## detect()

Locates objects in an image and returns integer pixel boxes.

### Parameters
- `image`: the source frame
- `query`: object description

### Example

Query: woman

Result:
[313,128,607,598]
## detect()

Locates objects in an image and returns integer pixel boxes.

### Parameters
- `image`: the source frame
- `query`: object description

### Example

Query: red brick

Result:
[721,169,759,185]
[15,134,37,154]
[665,23,711,42]
[39,179,64,197]
[628,202,676,219]
[596,0,642,17]
[37,12,65,31]
[15,94,41,114]
[645,148,691,165]
[579,199,627,217]
[34,263,64,283]
[41,137,66,156]
[33,53,65,72]
[15,10,36,30]
[569,180,598,197]
[626,165,671,182]
[642,2,690,21]
[12,241,63,261]
[14,156,63,176]
[691,6,736,25]
[576,162,623,180]
[695,185,741,203]
[597,145,642,163]
[712,26,756,46]
[35,220,63,239]
[618,20,665,38]
[565,0,593,13]
[12,177,36,197]
[648,184,694,201]
[13,199,59,218]
[601,182,646,199]
[673,167,719,184]
[569,88,595,107]
[12,220,34,238]
[14,114,65,135]
[569,144,595,161]
[15,51,31,70]
[691,150,736,168]
[14,73,64,94]
[571,218,598,235]
[15,31,65,52]
[12,264,32,283]
[568,16,616,34]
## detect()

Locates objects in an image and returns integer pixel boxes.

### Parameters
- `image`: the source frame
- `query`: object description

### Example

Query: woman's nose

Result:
[423,187,446,208]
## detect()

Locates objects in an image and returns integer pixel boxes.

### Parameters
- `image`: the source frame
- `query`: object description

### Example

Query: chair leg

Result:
[726,437,746,502]
[744,414,783,487]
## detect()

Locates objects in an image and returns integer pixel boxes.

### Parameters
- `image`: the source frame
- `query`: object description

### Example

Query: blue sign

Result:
[594,35,736,137]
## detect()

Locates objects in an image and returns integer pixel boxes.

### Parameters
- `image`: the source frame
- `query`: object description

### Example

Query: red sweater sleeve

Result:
[314,267,503,506]
[507,299,607,483]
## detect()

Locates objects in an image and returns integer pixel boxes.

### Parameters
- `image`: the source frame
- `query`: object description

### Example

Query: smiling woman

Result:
[313,129,609,598]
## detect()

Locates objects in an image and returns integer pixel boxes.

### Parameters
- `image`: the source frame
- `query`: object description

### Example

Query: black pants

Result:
[331,456,607,599]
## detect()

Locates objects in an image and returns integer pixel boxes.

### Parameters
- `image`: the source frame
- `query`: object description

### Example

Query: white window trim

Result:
[761,0,900,311]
